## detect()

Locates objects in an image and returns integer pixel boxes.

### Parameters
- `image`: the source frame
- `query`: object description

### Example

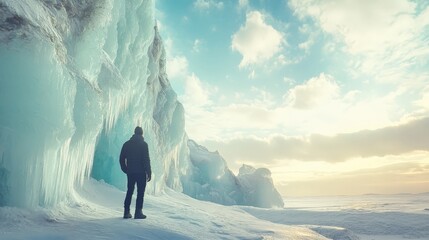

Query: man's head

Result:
[134,126,143,135]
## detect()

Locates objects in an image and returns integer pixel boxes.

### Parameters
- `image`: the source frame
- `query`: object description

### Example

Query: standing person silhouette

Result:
[119,126,152,219]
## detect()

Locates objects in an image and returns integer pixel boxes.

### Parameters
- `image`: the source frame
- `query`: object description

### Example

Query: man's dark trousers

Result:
[124,173,147,210]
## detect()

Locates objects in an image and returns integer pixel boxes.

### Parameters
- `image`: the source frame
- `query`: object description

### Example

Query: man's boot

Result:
[134,209,146,219]
[123,208,132,219]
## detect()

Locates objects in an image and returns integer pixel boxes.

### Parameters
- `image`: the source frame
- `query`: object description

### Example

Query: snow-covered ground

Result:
[0,180,327,240]
[243,194,429,240]
[1,180,427,240]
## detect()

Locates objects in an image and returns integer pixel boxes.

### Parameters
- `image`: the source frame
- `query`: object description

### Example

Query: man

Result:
[119,126,152,219]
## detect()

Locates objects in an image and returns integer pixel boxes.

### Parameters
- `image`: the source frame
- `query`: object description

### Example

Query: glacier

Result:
[0,0,283,209]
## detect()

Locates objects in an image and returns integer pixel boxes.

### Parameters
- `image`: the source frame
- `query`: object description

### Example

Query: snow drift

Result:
[0,0,283,209]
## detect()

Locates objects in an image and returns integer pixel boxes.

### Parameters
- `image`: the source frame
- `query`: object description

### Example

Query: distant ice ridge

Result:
[0,0,283,209]
[185,140,284,208]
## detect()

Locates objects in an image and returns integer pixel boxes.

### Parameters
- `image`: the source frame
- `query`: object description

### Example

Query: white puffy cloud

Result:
[286,73,339,109]
[290,0,416,53]
[232,11,284,68]
[194,0,224,10]
[181,73,210,107]
[289,0,429,83]
[166,56,188,79]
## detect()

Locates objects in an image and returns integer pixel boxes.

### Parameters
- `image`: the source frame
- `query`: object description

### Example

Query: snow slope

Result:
[0,180,327,240]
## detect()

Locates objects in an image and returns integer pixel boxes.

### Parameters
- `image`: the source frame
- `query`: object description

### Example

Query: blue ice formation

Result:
[184,141,284,207]
[0,0,283,208]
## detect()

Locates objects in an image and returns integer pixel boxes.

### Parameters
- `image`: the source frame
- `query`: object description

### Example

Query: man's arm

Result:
[145,143,152,182]
[119,144,127,173]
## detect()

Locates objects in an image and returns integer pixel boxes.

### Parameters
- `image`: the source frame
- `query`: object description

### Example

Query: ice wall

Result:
[91,25,189,195]
[0,0,158,207]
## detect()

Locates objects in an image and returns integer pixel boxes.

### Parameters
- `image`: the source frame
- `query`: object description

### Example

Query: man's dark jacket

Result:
[119,134,151,176]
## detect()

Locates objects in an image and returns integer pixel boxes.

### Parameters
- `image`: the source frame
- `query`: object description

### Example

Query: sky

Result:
[156,0,429,197]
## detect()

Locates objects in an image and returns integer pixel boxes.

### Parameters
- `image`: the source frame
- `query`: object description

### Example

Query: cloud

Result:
[194,0,224,10]
[181,73,211,107]
[290,0,416,53]
[203,117,429,163]
[177,73,219,141]
[278,161,429,196]
[161,36,189,80]
[274,54,288,66]
[298,24,316,52]
[415,85,429,111]
[289,0,429,83]
[182,87,281,142]
[184,74,397,142]
[166,56,189,79]
[232,11,284,68]
[298,39,314,52]
[283,76,296,86]
[238,0,248,8]
[192,39,201,53]
[286,73,339,109]
[217,104,277,129]
[248,70,255,79]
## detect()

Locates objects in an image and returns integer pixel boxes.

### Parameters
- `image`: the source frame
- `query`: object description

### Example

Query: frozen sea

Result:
[243,193,429,240]
[1,180,428,240]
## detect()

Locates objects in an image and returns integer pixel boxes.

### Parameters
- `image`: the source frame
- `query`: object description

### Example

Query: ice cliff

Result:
[0,0,283,208]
